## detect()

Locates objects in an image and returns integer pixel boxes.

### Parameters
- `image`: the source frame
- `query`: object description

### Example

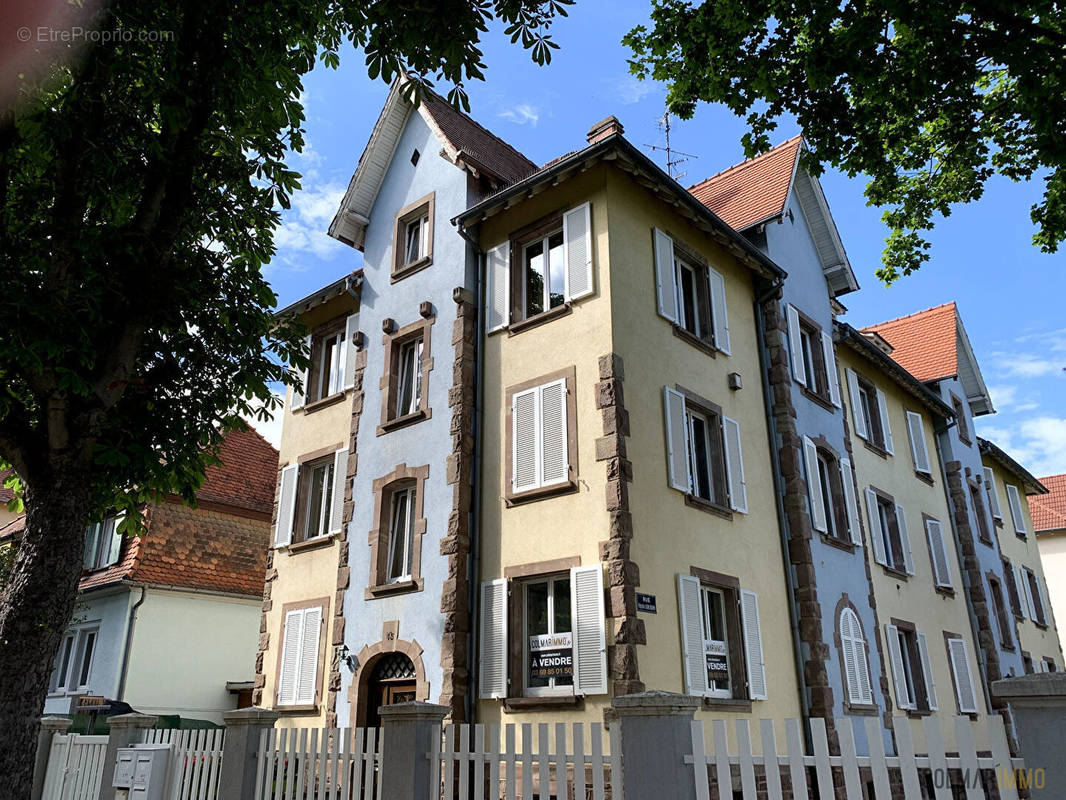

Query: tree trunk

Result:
[0,473,92,800]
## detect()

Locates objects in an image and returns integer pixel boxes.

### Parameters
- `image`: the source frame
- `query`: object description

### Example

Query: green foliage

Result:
[624,1,1066,282]
[0,0,567,523]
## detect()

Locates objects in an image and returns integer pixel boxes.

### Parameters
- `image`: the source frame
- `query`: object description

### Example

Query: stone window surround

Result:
[668,233,717,355]
[942,630,979,718]
[867,484,909,579]
[951,392,971,446]
[501,556,584,711]
[791,304,834,409]
[832,593,877,715]
[986,570,1015,651]
[673,384,732,519]
[273,596,330,713]
[504,366,579,506]
[853,370,890,456]
[366,463,429,598]
[391,192,435,282]
[285,443,346,549]
[347,620,429,727]
[1002,556,1024,619]
[922,512,954,597]
[378,312,435,436]
[888,617,933,716]
[507,209,569,330]
[968,474,994,546]
[689,566,752,711]
[808,435,852,551]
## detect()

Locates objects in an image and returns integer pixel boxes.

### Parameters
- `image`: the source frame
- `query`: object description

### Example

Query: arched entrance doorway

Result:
[365,651,418,727]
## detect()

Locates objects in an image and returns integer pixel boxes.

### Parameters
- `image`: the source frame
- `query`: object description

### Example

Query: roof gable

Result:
[329,80,536,250]
[1031,473,1066,531]
[688,137,857,296]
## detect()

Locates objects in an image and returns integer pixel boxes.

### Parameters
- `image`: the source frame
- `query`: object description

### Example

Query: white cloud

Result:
[615,75,655,105]
[991,352,1063,378]
[498,104,539,126]
[978,416,1066,477]
[272,182,347,264]
[987,385,1017,409]
[241,392,285,449]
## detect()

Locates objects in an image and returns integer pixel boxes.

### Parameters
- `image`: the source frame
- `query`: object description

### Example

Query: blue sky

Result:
[253,0,1066,478]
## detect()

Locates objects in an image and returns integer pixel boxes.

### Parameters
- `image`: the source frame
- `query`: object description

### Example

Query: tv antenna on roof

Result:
[645,112,698,182]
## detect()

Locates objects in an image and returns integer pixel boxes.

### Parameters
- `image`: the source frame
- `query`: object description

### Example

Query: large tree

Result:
[625,0,1066,281]
[0,0,569,794]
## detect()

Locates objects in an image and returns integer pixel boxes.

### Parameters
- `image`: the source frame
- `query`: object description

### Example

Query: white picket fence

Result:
[435,722,621,800]
[687,715,1025,800]
[254,727,382,800]
[142,728,225,800]
[41,733,109,800]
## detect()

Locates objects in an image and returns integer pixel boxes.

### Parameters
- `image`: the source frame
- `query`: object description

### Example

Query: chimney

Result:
[586,116,624,145]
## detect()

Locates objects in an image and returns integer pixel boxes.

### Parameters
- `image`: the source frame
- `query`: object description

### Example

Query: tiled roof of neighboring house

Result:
[420,88,538,185]
[196,425,279,515]
[0,514,24,539]
[0,469,13,505]
[1031,473,1066,532]
[688,137,803,231]
[862,302,959,382]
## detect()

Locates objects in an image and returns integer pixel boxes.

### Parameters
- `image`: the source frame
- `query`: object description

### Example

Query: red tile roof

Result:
[861,302,959,383]
[0,468,15,505]
[1031,474,1066,532]
[688,137,802,230]
[420,88,538,185]
[196,425,278,515]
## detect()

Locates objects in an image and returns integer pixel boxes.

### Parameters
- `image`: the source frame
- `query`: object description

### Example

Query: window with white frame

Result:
[989,575,1014,650]
[924,517,953,590]
[385,484,416,584]
[522,229,566,319]
[982,467,1003,521]
[946,636,979,713]
[1005,483,1028,536]
[276,604,324,708]
[301,457,334,542]
[273,448,348,548]
[885,623,937,712]
[839,608,873,706]
[845,369,893,454]
[865,489,913,575]
[509,373,575,499]
[803,437,861,545]
[786,305,839,406]
[904,410,932,475]
[392,193,435,277]
[664,387,747,513]
[49,625,98,695]
[1021,566,1049,627]
[654,229,730,354]
[404,214,430,267]
[395,337,424,418]
[290,314,359,411]
[523,574,573,696]
[83,515,123,571]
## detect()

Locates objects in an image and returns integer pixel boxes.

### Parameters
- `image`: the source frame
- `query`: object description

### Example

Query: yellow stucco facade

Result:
[474,163,801,734]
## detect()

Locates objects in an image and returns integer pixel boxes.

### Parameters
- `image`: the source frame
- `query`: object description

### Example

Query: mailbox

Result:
[113,743,171,800]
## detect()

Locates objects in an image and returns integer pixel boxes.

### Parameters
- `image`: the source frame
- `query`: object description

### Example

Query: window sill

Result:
[684,493,733,520]
[391,256,433,284]
[905,708,934,719]
[934,585,956,598]
[503,695,582,712]
[993,518,1004,528]
[879,565,910,581]
[508,303,573,336]
[819,533,856,554]
[274,704,319,714]
[284,534,337,555]
[365,578,423,599]
[958,435,972,448]
[978,536,994,548]
[862,439,890,459]
[1000,643,1017,653]
[702,697,752,713]
[301,391,347,414]
[1015,532,1028,541]
[377,408,429,436]
[671,325,719,358]
[506,480,578,507]
[843,703,879,717]
[800,386,836,413]
[1033,621,1049,631]
[914,470,935,487]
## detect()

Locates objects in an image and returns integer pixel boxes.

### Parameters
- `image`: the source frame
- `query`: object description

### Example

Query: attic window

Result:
[411,149,420,166]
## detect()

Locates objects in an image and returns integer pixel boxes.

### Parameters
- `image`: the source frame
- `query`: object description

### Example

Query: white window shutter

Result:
[1039,577,1051,626]
[875,388,894,454]
[948,638,979,713]
[821,331,841,407]
[296,606,322,705]
[486,241,510,332]
[845,369,867,439]
[341,314,359,391]
[328,448,348,535]
[83,522,102,569]
[663,387,690,492]
[277,609,303,705]
[1015,565,1031,618]
[479,580,508,698]
[676,575,708,697]
[571,565,607,696]
[105,514,125,567]
[802,436,826,533]
[563,203,593,301]
[722,416,747,513]
[896,504,914,575]
[983,468,1003,520]
[839,458,862,547]
[925,519,952,589]
[916,632,938,711]
[1006,484,1026,533]
[708,267,730,355]
[840,610,861,704]
[866,489,887,566]
[786,305,806,387]
[885,625,913,710]
[540,380,568,486]
[653,229,678,323]
[512,388,539,493]
[275,464,298,547]
[291,335,312,410]
[740,589,767,700]
[905,411,931,474]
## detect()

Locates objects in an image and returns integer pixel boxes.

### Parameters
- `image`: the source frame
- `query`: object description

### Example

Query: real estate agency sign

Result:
[529,632,573,680]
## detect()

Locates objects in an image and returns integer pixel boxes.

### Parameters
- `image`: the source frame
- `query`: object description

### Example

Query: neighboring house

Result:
[0,470,19,529]
[1033,475,1066,649]
[979,440,1060,672]
[1,427,277,724]
[455,118,802,728]
[835,324,989,742]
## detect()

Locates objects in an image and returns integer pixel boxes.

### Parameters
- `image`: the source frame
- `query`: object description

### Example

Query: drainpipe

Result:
[753,282,812,751]
[116,584,147,701]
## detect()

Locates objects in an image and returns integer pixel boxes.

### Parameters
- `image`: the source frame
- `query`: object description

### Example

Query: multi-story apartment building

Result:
[1032,475,1066,637]
[835,324,990,743]
[979,439,1060,672]
[454,117,802,732]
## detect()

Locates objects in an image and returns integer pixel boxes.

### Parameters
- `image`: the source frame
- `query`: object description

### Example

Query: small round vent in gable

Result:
[410,149,420,166]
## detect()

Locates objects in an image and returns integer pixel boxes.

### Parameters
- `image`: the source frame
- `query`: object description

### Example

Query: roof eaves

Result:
[274,271,362,320]
[978,437,1048,495]
[453,134,787,282]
